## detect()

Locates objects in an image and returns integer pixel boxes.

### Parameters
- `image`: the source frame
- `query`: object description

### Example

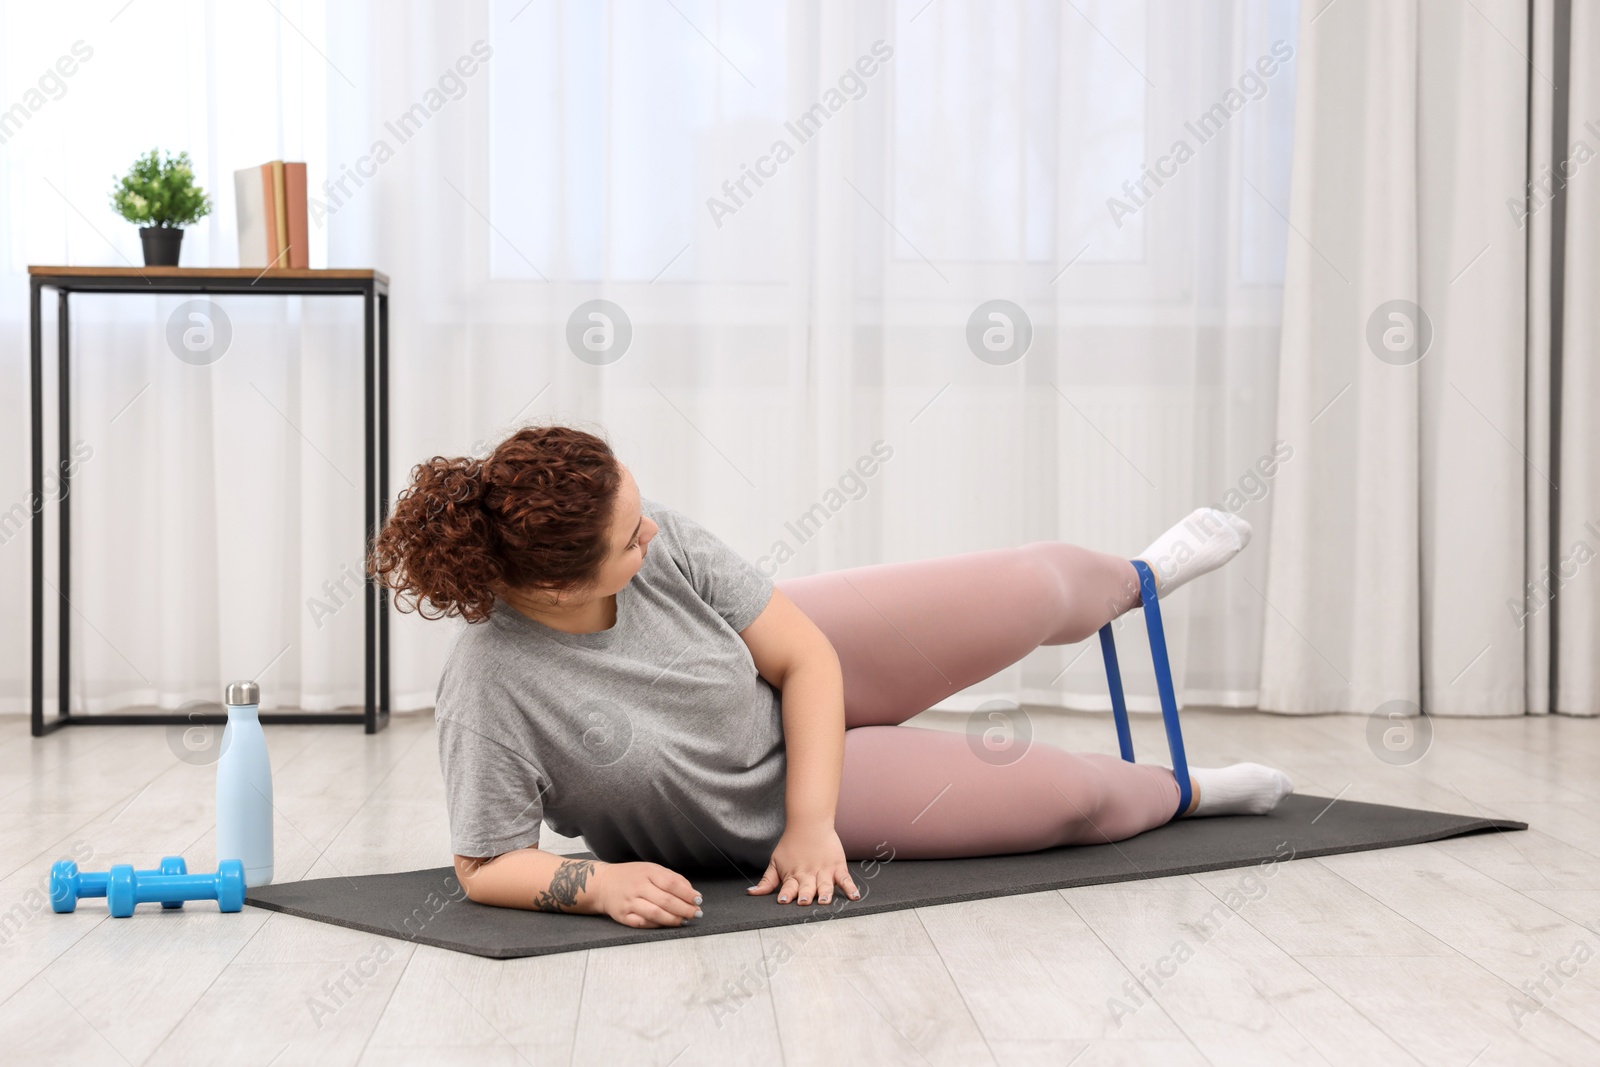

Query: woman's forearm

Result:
[777,648,847,828]
[454,848,604,913]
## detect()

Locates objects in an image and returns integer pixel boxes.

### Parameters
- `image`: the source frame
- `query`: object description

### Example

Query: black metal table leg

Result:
[30,278,57,736]
[363,285,377,733]
[57,290,72,727]
[376,289,390,733]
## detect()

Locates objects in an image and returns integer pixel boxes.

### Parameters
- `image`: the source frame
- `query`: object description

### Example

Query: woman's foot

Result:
[1182,762,1294,817]
[1135,507,1251,595]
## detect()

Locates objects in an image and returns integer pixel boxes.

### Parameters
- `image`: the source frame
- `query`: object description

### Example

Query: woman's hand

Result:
[748,822,860,905]
[592,861,703,928]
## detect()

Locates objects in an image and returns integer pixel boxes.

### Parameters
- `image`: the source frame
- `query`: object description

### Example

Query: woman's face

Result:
[585,463,658,598]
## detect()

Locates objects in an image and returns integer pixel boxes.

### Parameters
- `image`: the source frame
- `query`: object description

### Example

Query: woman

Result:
[370,425,1294,930]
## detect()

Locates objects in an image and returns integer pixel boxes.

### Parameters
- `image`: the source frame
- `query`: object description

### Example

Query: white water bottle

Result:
[216,680,274,887]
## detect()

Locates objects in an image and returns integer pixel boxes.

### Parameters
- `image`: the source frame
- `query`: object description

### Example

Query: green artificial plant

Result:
[109,148,212,229]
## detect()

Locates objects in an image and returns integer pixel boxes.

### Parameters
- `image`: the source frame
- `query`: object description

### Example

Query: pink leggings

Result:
[775,542,1182,861]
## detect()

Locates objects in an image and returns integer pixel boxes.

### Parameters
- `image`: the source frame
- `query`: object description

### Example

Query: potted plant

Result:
[110,149,212,267]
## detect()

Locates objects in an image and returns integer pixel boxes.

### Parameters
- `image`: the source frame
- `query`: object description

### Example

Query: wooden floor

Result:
[2,705,1598,1066]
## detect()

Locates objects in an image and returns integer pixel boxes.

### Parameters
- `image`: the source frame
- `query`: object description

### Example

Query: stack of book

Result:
[235,161,309,269]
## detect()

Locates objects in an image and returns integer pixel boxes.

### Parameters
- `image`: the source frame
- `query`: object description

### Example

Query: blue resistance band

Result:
[1097,559,1192,821]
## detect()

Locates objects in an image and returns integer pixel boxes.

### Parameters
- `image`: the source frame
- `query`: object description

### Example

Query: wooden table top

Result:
[29,265,389,285]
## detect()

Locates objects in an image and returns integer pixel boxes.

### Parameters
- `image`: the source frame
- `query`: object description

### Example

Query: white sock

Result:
[1135,507,1251,594]
[1187,763,1294,817]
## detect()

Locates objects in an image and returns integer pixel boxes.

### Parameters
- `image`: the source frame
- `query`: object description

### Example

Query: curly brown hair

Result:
[368,424,623,623]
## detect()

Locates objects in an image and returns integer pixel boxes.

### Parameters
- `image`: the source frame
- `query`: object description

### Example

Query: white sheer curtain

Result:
[1555,0,1600,715]
[1259,0,1599,718]
[0,0,1299,718]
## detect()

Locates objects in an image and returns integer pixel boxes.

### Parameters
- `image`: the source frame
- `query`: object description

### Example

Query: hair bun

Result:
[422,456,486,517]
[369,425,620,623]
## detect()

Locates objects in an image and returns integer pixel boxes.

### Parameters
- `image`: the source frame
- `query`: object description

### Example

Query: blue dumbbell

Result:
[51,856,189,913]
[104,859,246,917]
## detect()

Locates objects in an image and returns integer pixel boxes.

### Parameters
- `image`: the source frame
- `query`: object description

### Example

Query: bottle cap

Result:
[225,680,260,707]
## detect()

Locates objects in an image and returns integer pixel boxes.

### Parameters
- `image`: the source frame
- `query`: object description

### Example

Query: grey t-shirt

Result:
[434,496,785,871]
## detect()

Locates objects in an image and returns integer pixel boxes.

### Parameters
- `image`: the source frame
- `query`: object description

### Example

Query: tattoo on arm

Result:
[531,859,597,913]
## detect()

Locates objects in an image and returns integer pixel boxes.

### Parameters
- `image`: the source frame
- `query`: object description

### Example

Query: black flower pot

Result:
[139,226,184,267]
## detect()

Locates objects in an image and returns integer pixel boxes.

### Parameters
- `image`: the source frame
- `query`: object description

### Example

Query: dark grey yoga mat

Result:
[245,794,1525,959]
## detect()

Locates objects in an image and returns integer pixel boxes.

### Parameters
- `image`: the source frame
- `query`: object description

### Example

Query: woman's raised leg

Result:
[776,518,1288,862]
[775,542,1141,728]
[833,725,1181,860]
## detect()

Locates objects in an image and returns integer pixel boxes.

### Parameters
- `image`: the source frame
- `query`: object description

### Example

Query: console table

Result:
[28,266,391,736]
